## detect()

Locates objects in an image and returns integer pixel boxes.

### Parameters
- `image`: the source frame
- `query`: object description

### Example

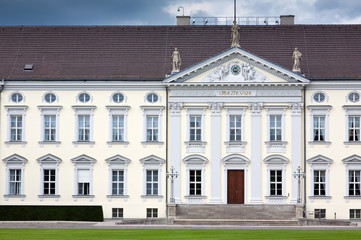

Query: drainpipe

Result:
[303,86,307,218]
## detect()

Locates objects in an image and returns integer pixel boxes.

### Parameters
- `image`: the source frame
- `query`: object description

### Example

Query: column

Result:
[169,102,182,203]
[290,102,303,204]
[250,102,263,204]
[209,102,222,204]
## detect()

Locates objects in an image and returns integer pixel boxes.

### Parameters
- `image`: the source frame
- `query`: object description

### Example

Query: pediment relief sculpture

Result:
[202,61,271,83]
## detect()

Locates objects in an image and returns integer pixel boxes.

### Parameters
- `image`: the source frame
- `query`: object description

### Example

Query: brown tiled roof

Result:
[0,25,361,80]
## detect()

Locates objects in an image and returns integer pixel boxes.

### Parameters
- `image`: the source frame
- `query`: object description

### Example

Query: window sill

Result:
[265,141,287,153]
[141,141,164,146]
[107,141,129,147]
[309,196,332,199]
[344,196,361,199]
[107,195,129,201]
[308,141,331,146]
[265,196,288,204]
[39,141,61,147]
[141,195,163,202]
[344,141,361,147]
[225,141,247,153]
[5,141,27,147]
[185,141,206,153]
[185,195,207,204]
[72,141,95,147]
[4,194,26,201]
[72,195,95,201]
[38,194,60,201]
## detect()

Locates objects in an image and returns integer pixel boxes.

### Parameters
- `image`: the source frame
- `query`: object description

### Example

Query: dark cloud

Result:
[0,0,173,25]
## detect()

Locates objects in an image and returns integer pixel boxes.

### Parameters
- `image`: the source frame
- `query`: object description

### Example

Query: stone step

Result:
[176,204,297,220]
[174,219,299,226]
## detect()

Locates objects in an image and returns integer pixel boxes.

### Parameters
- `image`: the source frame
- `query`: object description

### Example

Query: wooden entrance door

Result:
[227,170,244,204]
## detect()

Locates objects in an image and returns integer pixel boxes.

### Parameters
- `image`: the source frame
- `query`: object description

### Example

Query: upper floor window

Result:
[72,106,95,145]
[313,92,326,103]
[146,93,158,103]
[229,115,241,141]
[308,106,331,145]
[190,116,202,141]
[10,116,22,141]
[78,115,90,141]
[5,106,28,145]
[112,93,125,103]
[349,116,360,141]
[44,93,57,103]
[78,93,90,103]
[313,116,325,141]
[141,106,164,145]
[348,92,360,103]
[269,115,282,141]
[10,92,24,103]
[146,116,159,141]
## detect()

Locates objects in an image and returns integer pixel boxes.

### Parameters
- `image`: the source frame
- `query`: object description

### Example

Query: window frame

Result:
[314,209,326,219]
[347,91,361,103]
[3,154,28,200]
[348,116,361,142]
[140,155,165,201]
[185,106,207,153]
[343,106,361,145]
[77,92,91,103]
[141,106,164,145]
[307,155,332,200]
[37,154,62,200]
[105,155,130,200]
[71,155,96,200]
[43,92,58,103]
[10,92,24,103]
[112,208,124,218]
[350,209,361,219]
[264,155,289,203]
[38,106,62,146]
[225,107,247,152]
[72,106,96,146]
[308,105,332,145]
[5,106,28,146]
[264,106,287,152]
[343,155,361,199]
[106,106,129,146]
[145,92,160,103]
[146,208,158,218]
[111,92,126,103]
[311,91,328,103]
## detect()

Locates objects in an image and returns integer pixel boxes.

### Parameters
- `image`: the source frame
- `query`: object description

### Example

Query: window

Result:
[348,116,360,141]
[349,170,361,196]
[141,106,164,144]
[350,209,361,219]
[71,155,96,199]
[78,93,90,103]
[146,93,158,103]
[314,209,326,219]
[348,92,360,103]
[183,155,208,203]
[270,170,282,196]
[313,170,326,196]
[189,170,202,196]
[3,154,28,200]
[10,116,22,141]
[112,208,123,218]
[146,170,158,195]
[189,116,201,141]
[44,93,57,103]
[307,155,332,198]
[112,170,124,195]
[37,154,61,199]
[112,93,125,103]
[77,169,90,195]
[112,116,124,141]
[9,169,21,195]
[229,115,241,141]
[106,155,130,200]
[44,115,56,141]
[140,155,165,200]
[146,208,158,218]
[269,115,282,141]
[146,116,158,141]
[73,106,95,145]
[313,92,325,103]
[10,92,23,103]
[313,116,325,141]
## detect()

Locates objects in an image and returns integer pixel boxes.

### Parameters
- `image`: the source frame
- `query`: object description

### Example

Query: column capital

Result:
[209,102,223,115]
[290,102,303,115]
[249,102,263,115]
[169,102,183,115]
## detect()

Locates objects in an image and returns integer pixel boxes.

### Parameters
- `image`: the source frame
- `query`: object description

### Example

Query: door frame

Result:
[222,154,249,204]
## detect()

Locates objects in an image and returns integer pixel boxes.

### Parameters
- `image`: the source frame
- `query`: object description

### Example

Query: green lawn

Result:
[0,229,360,240]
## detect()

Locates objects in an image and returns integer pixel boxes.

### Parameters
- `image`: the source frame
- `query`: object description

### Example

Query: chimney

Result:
[176,16,191,25]
[280,15,295,25]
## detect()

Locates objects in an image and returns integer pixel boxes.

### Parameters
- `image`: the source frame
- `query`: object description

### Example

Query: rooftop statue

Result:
[171,47,181,73]
[231,21,240,47]
[292,47,302,72]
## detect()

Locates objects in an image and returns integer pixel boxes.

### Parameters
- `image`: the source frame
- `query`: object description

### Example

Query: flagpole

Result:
[234,0,236,23]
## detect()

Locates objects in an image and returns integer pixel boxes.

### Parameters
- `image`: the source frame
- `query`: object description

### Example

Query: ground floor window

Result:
[314,209,326,219]
[146,208,158,218]
[350,209,361,219]
[189,170,202,196]
[112,208,123,218]
[270,170,282,196]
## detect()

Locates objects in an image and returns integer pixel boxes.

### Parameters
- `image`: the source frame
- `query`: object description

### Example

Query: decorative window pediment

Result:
[343,154,361,164]
[3,154,28,164]
[36,154,62,164]
[264,154,289,164]
[105,155,131,165]
[183,154,209,165]
[71,154,96,164]
[139,155,165,165]
[307,155,333,164]
[222,154,249,164]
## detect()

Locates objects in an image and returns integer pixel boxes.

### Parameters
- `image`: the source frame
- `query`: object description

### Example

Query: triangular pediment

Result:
[164,47,309,85]
[343,154,361,164]
[307,155,333,164]
[139,155,165,165]
[37,154,62,163]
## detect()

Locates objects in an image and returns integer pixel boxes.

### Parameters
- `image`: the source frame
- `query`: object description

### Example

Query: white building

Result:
[1,18,361,220]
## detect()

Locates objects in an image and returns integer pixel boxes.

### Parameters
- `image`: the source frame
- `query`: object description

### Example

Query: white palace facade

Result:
[1,19,361,220]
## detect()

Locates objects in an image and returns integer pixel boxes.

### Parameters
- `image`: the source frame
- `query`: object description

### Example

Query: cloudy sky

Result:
[0,0,360,25]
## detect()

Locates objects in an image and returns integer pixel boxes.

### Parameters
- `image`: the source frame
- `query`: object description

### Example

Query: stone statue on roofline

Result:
[292,47,302,72]
[231,21,240,47]
[171,47,181,73]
